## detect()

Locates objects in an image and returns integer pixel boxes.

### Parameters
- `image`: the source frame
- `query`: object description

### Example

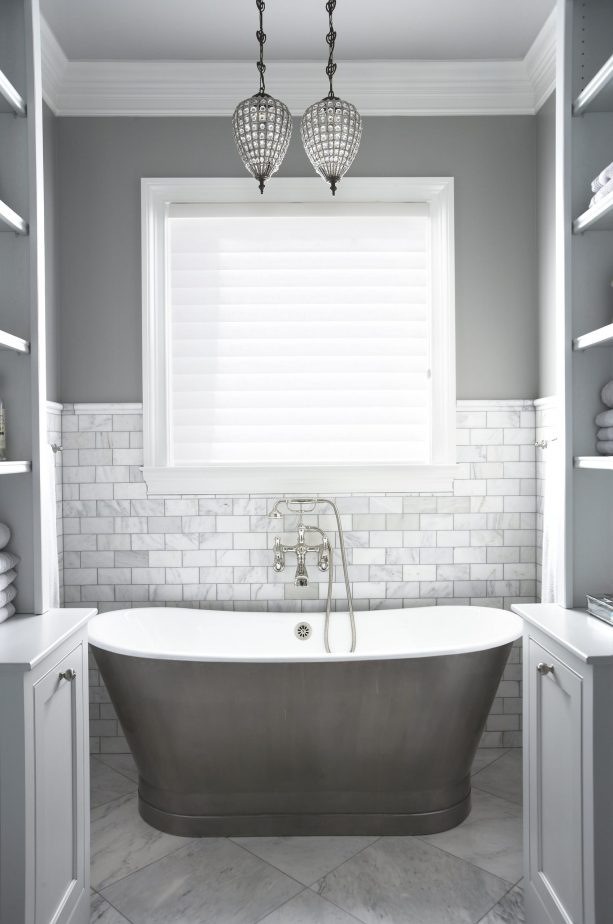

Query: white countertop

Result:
[513,603,613,664]
[0,608,97,671]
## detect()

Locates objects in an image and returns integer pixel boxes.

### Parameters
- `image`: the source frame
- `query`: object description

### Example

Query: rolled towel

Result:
[596,409,613,427]
[0,523,10,551]
[597,427,613,441]
[597,160,613,190]
[601,380,613,408]
[0,584,17,607]
[596,440,613,455]
[0,603,15,625]
[0,551,19,575]
[0,569,16,592]
[590,176,613,207]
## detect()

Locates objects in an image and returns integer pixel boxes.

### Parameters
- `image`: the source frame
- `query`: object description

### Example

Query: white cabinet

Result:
[0,609,95,924]
[33,646,87,924]
[526,637,583,923]
[515,603,613,924]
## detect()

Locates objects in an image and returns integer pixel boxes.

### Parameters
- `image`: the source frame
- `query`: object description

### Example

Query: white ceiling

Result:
[40,0,555,63]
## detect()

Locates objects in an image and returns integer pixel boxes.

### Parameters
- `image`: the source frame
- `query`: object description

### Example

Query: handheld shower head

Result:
[267,501,283,519]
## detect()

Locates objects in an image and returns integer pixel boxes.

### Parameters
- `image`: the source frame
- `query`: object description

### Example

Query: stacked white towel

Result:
[589,160,613,207]
[591,160,613,192]
[596,382,613,455]
[0,526,19,624]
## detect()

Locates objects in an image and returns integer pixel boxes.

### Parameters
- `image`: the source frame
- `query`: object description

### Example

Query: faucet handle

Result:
[318,536,330,572]
[273,536,285,572]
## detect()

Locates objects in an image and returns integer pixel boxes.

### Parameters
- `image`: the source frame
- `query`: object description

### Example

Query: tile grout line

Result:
[472,781,522,807]
[230,834,382,912]
[95,753,140,785]
[412,834,516,894]
[93,795,194,894]
[91,886,135,924]
[472,748,513,776]
[473,879,522,924]
[253,885,369,924]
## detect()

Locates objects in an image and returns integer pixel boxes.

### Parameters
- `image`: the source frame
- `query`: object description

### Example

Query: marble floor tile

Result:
[97,753,139,783]
[478,882,524,923]
[473,749,522,806]
[420,789,522,883]
[472,749,509,775]
[91,758,137,809]
[91,890,131,923]
[315,836,510,924]
[101,838,303,924]
[91,793,189,890]
[232,835,379,886]
[258,888,364,923]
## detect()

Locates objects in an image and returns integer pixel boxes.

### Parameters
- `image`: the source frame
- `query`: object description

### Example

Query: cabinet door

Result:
[33,644,86,924]
[528,637,583,923]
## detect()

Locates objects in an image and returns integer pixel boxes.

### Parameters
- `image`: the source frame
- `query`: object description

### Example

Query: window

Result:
[142,178,456,494]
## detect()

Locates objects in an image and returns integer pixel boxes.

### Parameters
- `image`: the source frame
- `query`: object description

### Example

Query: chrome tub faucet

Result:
[267,497,356,653]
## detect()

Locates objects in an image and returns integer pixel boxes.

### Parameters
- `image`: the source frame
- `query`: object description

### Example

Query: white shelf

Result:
[0,199,27,235]
[0,69,25,117]
[574,53,613,115]
[573,190,613,233]
[574,456,613,470]
[0,461,31,475]
[0,330,29,354]
[573,322,613,351]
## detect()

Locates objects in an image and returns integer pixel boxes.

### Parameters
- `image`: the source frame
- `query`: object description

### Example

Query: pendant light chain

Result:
[325,1,337,99]
[301,0,362,195]
[232,0,292,194]
[256,0,266,95]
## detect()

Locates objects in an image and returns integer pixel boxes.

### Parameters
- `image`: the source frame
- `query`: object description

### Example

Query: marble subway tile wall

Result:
[59,401,535,754]
[47,402,64,603]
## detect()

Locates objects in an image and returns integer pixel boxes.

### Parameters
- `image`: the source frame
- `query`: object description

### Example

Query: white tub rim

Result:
[88,605,522,663]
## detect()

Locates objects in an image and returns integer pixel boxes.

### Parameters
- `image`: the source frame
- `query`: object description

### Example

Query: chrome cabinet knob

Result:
[58,669,77,682]
[537,662,554,676]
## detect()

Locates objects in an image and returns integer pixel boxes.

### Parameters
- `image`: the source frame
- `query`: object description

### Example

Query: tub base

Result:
[138,791,471,837]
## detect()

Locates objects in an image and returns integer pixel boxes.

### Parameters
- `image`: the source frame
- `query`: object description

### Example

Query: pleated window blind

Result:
[166,203,432,468]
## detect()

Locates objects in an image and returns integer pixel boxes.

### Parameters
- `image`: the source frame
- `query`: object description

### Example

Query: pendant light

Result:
[301,1,362,195]
[232,1,292,194]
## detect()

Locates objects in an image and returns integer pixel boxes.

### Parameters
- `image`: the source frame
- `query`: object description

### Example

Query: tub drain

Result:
[295,622,312,640]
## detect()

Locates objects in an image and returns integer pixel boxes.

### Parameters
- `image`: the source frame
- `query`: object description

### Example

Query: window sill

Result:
[143,464,459,496]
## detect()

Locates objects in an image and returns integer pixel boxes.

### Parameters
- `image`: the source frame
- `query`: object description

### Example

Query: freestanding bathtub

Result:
[88,605,522,837]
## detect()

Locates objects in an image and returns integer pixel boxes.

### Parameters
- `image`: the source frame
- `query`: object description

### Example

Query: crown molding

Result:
[40,16,69,111]
[524,10,556,111]
[41,15,556,117]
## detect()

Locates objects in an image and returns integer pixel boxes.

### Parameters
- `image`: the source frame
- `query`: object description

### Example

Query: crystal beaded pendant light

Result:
[232,1,292,194]
[301,1,362,195]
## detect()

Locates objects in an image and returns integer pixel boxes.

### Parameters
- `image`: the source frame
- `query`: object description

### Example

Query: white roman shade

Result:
[142,178,456,494]
[168,203,431,467]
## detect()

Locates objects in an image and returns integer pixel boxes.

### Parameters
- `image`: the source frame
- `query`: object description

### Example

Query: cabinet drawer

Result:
[33,644,86,924]
[528,637,583,923]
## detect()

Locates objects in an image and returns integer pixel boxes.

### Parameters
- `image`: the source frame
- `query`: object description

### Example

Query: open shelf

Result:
[0,68,25,116]
[573,322,613,351]
[0,460,31,475]
[0,330,29,354]
[0,199,27,235]
[573,190,613,233]
[574,53,613,115]
[574,456,613,470]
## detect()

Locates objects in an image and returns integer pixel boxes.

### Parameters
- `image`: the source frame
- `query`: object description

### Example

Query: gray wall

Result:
[43,102,60,401]
[537,92,556,398]
[55,115,538,402]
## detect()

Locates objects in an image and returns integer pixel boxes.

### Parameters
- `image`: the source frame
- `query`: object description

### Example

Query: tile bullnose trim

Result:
[72,403,143,414]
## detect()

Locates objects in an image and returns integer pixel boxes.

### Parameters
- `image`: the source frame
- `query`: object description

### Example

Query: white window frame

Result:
[142,177,456,495]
